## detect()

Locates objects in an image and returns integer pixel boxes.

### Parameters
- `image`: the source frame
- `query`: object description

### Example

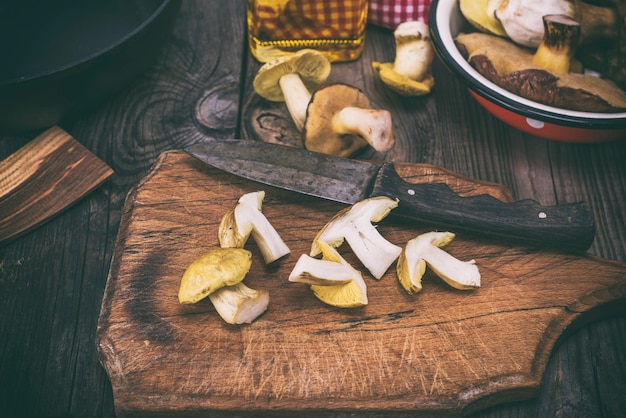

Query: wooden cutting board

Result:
[97,150,626,417]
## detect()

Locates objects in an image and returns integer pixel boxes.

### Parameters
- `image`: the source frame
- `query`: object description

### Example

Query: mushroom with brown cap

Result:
[372,20,436,96]
[455,15,626,112]
[253,49,331,131]
[303,83,395,157]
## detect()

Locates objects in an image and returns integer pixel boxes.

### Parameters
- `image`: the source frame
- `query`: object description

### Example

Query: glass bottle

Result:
[247,0,368,62]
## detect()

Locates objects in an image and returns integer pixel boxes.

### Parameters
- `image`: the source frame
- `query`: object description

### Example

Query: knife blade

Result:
[185,139,594,253]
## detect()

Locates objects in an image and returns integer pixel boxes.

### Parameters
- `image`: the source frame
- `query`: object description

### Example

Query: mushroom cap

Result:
[372,61,435,96]
[253,49,331,102]
[178,247,252,304]
[303,83,371,156]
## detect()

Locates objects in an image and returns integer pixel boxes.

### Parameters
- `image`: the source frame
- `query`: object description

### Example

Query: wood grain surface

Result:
[97,151,626,417]
[1,1,625,417]
[0,126,113,243]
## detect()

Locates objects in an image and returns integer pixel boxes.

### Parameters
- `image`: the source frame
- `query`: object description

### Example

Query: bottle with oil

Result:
[247,0,368,62]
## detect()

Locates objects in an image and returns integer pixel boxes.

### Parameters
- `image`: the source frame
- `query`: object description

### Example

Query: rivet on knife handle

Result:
[370,163,595,253]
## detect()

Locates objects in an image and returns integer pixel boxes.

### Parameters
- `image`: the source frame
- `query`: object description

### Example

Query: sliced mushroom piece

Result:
[289,239,361,286]
[178,248,252,304]
[495,0,618,48]
[397,231,480,293]
[208,282,270,324]
[219,191,290,264]
[297,240,368,308]
[310,196,401,280]
[372,21,436,96]
[455,22,626,112]
[253,49,331,131]
[303,83,395,157]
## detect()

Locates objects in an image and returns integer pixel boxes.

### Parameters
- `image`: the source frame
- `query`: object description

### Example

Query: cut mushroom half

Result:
[303,83,395,157]
[290,240,358,286]
[253,49,331,131]
[310,196,401,280]
[208,282,270,324]
[292,240,367,308]
[397,231,480,293]
[372,21,436,96]
[219,190,290,264]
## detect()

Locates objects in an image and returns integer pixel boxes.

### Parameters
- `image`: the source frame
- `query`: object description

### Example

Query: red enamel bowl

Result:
[428,0,626,143]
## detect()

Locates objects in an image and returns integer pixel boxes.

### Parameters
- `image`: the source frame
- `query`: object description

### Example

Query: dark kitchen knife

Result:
[185,139,594,253]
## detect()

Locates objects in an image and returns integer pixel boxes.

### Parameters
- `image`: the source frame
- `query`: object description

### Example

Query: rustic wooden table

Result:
[1,1,625,417]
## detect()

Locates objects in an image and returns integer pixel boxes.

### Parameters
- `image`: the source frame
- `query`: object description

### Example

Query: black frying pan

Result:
[0,0,180,132]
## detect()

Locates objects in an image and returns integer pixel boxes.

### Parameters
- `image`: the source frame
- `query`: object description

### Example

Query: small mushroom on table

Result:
[456,14,626,112]
[372,20,436,96]
[253,49,331,131]
[303,83,395,157]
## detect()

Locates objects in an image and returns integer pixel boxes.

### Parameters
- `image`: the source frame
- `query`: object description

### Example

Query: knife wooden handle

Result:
[371,163,595,253]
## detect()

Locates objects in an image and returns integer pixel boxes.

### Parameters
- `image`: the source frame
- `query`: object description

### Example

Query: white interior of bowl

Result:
[435,0,626,121]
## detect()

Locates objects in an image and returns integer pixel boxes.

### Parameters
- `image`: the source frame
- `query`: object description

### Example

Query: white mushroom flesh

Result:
[403,231,480,290]
[220,191,290,264]
[311,197,401,280]
[208,282,270,324]
[331,107,395,152]
[279,72,312,131]
[495,0,575,48]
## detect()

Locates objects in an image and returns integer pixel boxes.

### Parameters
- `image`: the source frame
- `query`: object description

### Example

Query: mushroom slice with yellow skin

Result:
[219,191,290,264]
[311,196,401,280]
[372,21,436,96]
[303,240,368,308]
[289,240,357,286]
[178,248,252,304]
[303,83,395,157]
[397,231,480,293]
[253,49,331,131]
[208,282,270,324]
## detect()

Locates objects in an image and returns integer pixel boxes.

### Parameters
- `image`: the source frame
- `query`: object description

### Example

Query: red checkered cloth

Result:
[251,0,367,40]
[367,0,431,29]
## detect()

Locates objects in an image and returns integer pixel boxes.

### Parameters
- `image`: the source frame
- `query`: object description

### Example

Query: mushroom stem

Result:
[331,107,395,152]
[532,14,580,75]
[208,282,270,324]
[392,21,435,81]
[279,73,312,131]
